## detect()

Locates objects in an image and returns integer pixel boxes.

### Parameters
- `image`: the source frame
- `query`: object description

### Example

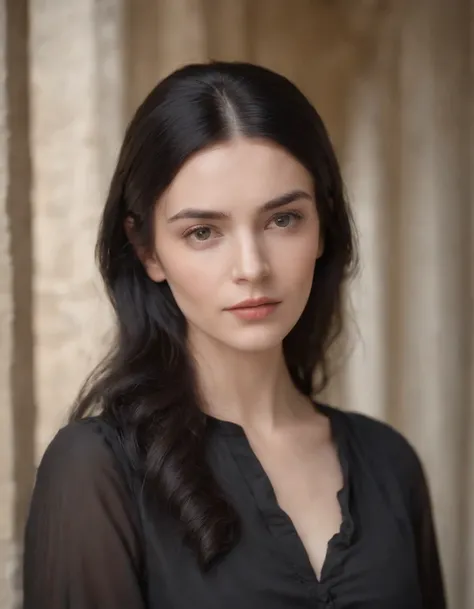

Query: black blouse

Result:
[23,404,446,609]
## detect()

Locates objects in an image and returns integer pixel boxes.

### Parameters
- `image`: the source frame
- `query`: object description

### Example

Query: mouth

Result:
[225,298,281,321]
[227,297,280,310]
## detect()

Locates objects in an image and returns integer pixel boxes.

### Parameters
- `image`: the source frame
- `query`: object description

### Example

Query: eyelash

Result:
[182,211,304,242]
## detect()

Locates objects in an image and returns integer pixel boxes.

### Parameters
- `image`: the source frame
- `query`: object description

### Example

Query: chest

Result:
[247,432,344,580]
[141,427,424,609]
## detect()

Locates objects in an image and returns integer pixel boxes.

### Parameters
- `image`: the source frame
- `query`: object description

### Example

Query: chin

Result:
[222,324,292,353]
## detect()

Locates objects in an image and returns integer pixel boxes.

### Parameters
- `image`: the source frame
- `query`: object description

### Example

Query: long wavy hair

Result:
[71,61,358,569]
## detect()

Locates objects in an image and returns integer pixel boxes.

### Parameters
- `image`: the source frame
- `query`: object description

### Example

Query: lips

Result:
[225,297,281,321]
[226,297,280,310]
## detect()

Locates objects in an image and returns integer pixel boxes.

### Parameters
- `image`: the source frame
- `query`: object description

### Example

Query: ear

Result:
[124,215,166,282]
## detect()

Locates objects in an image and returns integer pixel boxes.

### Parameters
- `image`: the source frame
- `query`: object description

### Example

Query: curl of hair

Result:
[71,61,358,569]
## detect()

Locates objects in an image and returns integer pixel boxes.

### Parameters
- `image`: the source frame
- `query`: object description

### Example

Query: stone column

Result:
[0,2,15,605]
[467,3,474,606]
[395,0,471,605]
[29,0,125,458]
[1,0,34,606]
[126,0,208,115]
[342,10,401,422]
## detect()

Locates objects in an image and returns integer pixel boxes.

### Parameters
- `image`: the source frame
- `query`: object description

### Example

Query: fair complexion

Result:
[141,136,324,433]
[137,136,344,579]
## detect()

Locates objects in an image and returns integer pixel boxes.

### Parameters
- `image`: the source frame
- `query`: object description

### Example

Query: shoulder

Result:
[345,409,416,456]
[37,417,128,485]
[324,404,425,482]
[41,417,117,460]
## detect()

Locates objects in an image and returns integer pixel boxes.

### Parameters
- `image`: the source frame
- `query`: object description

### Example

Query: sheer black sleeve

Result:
[411,458,447,609]
[23,420,146,609]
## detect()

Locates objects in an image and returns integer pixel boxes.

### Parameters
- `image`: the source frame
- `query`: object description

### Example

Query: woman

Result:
[23,61,446,609]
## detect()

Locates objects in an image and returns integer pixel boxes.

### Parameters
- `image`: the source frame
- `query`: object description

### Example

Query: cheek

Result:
[271,234,320,288]
[160,252,218,308]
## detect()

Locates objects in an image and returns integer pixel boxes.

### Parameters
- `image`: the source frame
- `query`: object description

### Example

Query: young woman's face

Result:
[146,137,322,353]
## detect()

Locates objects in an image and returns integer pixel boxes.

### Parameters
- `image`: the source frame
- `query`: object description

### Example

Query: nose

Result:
[231,233,270,284]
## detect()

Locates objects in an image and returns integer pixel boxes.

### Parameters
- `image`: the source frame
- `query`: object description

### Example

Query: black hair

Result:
[70,61,358,569]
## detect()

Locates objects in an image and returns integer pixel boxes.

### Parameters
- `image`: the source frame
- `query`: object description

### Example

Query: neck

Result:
[188,332,308,434]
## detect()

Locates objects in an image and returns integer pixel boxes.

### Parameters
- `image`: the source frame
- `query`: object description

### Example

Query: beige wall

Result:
[1,0,473,607]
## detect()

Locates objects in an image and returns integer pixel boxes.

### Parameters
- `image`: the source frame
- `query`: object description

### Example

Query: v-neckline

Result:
[207,403,355,584]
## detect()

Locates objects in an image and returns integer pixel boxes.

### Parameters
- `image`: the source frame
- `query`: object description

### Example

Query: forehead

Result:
[160,137,313,213]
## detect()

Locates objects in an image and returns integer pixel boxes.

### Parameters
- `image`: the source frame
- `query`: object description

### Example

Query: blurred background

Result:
[1,0,473,607]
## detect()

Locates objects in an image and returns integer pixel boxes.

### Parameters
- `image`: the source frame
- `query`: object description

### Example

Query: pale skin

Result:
[132,136,344,580]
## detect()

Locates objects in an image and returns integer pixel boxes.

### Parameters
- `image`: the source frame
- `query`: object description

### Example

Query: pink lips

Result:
[225,297,281,321]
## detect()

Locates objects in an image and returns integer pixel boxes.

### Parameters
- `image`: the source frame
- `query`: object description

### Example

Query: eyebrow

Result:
[167,189,313,223]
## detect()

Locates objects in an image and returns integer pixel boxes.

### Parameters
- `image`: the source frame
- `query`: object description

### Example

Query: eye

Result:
[269,211,303,229]
[190,226,212,241]
[183,225,220,244]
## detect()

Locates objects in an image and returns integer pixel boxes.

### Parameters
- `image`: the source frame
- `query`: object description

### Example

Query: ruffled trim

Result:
[316,403,355,581]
